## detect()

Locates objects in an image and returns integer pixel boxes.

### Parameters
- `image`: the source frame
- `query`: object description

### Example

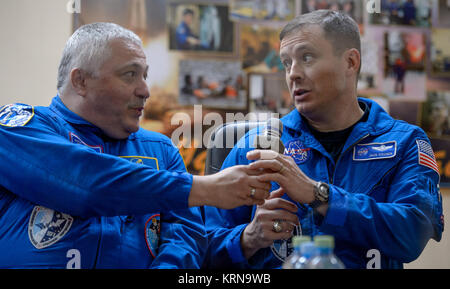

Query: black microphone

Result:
[253,118,285,154]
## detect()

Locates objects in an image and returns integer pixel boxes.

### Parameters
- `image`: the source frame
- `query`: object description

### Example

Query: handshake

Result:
[189,149,296,210]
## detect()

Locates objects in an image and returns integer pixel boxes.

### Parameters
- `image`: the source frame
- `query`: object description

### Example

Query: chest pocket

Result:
[336,155,399,202]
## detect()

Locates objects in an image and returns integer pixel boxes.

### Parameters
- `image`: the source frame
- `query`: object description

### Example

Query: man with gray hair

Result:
[0,22,270,268]
[203,10,443,269]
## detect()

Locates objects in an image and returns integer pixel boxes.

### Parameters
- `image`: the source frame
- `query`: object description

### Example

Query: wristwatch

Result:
[309,181,330,209]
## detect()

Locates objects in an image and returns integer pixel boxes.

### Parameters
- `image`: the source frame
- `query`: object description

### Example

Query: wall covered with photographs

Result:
[74,0,450,184]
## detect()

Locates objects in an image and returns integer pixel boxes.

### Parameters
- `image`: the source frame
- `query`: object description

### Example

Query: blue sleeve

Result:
[203,132,269,268]
[319,131,443,263]
[151,144,207,269]
[0,110,193,218]
[176,23,188,45]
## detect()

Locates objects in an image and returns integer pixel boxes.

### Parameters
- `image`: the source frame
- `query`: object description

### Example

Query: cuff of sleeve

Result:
[226,223,249,265]
[320,185,348,228]
[167,172,193,210]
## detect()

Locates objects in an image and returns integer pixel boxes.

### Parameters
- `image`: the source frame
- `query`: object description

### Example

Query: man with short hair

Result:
[203,10,443,269]
[175,8,201,50]
[0,22,270,268]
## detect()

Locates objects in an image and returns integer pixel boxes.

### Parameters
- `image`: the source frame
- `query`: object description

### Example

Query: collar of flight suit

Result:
[280,97,396,158]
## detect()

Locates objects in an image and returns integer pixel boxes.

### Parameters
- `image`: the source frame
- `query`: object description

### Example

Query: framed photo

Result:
[382,29,427,100]
[240,24,283,73]
[430,29,450,78]
[368,0,433,27]
[178,59,247,110]
[434,0,450,26]
[248,72,293,116]
[301,0,365,25]
[421,91,450,137]
[229,0,299,23]
[167,1,235,54]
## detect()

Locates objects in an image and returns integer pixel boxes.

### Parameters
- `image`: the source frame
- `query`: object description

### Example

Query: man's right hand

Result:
[240,188,300,260]
[189,165,271,209]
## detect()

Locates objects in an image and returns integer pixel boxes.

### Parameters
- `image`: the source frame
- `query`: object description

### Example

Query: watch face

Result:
[317,183,329,202]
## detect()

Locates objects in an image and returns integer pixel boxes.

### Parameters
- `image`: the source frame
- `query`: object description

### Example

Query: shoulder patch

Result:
[270,224,302,262]
[0,103,34,127]
[416,139,439,175]
[28,206,73,249]
[145,214,161,258]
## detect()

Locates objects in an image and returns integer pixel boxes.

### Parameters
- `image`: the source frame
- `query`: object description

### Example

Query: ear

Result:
[70,68,89,96]
[344,48,361,76]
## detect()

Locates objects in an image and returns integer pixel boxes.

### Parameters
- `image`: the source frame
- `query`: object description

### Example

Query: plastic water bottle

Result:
[307,235,345,269]
[282,236,311,269]
[293,241,317,269]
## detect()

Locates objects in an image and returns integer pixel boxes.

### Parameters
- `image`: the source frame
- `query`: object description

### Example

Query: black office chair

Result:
[204,121,264,175]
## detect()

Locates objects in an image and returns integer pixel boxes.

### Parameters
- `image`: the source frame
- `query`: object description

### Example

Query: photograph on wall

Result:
[430,28,450,77]
[178,59,247,109]
[229,0,298,22]
[434,0,450,27]
[240,24,283,73]
[368,0,433,27]
[167,2,235,54]
[300,0,364,24]
[357,32,382,96]
[421,90,450,137]
[248,72,293,116]
[382,29,427,100]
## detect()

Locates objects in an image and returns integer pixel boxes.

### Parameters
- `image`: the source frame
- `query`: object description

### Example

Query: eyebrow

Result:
[280,44,316,59]
[118,62,149,73]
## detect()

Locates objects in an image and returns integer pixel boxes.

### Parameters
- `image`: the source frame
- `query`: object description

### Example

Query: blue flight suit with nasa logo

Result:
[0,96,206,268]
[203,98,444,269]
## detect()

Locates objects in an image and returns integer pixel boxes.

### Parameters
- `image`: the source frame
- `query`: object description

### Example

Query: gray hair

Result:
[280,10,361,61]
[57,22,142,94]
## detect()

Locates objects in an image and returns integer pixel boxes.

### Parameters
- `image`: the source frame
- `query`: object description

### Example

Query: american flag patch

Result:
[416,140,439,174]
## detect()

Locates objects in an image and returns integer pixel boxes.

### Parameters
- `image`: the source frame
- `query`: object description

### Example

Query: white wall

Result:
[0,0,448,269]
[0,0,72,106]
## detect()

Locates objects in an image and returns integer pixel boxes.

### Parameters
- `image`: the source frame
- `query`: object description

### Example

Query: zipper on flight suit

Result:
[329,134,370,185]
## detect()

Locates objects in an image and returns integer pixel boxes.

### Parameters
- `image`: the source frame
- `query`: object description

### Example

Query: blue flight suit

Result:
[0,96,206,268]
[175,21,196,50]
[203,98,444,269]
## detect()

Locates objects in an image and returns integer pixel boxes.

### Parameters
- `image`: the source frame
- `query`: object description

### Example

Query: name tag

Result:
[353,141,397,161]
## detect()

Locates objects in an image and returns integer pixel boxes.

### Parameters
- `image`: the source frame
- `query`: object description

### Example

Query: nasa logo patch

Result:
[145,214,161,258]
[284,139,311,164]
[28,206,73,249]
[0,104,34,127]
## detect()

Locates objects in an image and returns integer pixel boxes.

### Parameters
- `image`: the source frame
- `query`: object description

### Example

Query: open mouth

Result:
[293,89,311,98]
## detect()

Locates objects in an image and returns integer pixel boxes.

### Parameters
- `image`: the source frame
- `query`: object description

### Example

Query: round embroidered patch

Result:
[284,139,311,164]
[145,214,161,258]
[270,224,302,262]
[0,103,34,127]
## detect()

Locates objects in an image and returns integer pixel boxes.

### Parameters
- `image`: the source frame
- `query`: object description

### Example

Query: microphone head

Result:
[265,118,283,138]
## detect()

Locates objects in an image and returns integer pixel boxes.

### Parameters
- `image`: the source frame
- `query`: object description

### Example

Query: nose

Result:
[288,61,305,83]
[135,78,150,100]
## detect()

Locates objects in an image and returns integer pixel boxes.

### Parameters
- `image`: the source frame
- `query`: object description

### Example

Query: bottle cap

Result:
[314,235,335,249]
[292,235,312,247]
